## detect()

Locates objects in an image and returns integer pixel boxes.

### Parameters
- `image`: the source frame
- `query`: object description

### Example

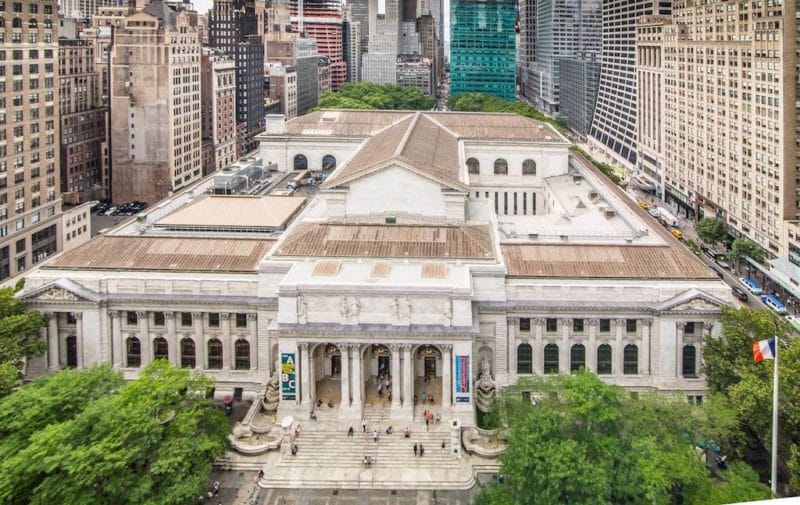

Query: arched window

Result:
[522,159,536,175]
[180,338,196,368]
[516,343,532,374]
[543,344,559,374]
[235,339,250,370]
[12,17,21,28]
[570,344,585,372]
[467,157,480,174]
[43,19,51,29]
[493,158,508,175]
[322,154,336,171]
[126,336,141,368]
[153,337,168,361]
[207,338,223,369]
[293,154,307,170]
[623,344,639,374]
[66,335,78,368]
[27,19,36,28]
[682,345,696,377]
[597,344,612,374]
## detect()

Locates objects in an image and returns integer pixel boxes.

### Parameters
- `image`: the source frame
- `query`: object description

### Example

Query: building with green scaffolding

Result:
[450,0,517,100]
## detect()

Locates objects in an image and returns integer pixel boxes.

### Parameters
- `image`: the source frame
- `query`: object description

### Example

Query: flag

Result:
[753,338,776,362]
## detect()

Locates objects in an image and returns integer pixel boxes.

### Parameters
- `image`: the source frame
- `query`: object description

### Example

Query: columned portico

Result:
[165,312,178,364]
[390,344,401,409]
[71,312,84,368]
[400,344,413,417]
[339,343,351,411]
[442,344,452,406]
[351,344,363,410]
[46,313,59,370]
[587,318,598,372]
[615,319,626,376]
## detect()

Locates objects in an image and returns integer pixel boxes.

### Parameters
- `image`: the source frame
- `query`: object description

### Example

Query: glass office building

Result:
[450,0,516,100]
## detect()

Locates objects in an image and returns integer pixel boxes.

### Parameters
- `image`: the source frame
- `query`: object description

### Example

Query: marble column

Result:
[559,318,571,373]
[587,319,598,372]
[441,344,452,406]
[165,312,178,365]
[72,312,84,368]
[533,318,545,375]
[299,342,310,407]
[507,317,517,375]
[248,313,258,371]
[193,312,205,369]
[701,322,713,376]
[46,312,59,370]
[109,311,122,368]
[351,344,362,411]
[137,311,150,367]
[402,344,413,406]
[676,322,685,378]
[642,319,653,375]
[220,313,232,370]
[390,344,401,408]
[615,319,626,377]
[340,344,351,410]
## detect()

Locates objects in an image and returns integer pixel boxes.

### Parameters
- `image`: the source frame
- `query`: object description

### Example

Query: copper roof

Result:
[502,244,717,279]
[47,236,274,272]
[284,110,412,137]
[275,222,495,259]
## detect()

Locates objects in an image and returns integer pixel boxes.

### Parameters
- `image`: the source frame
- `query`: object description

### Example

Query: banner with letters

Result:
[281,352,296,401]
[454,354,470,403]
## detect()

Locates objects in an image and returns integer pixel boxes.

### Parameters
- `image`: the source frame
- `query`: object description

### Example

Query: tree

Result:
[729,238,766,265]
[696,218,727,246]
[0,361,230,505]
[315,82,435,111]
[0,280,46,397]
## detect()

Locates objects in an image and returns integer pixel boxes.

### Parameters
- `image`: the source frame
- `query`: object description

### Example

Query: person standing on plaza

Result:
[420,444,425,457]
[413,443,418,456]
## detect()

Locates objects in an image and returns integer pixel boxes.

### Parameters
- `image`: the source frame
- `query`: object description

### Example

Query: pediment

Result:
[332,159,466,192]
[659,288,727,313]
[35,287,84,302]
[21,278,101,303]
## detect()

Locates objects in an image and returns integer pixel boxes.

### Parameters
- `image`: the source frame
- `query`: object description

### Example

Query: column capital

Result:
[70,312,83,320]
[676,321,687,330]
[400,343,414,351]
[507,317,519,325]
[298,342,310,350]
[219,312,231,321]
[338,342,352,351]
[135,310,148,318]
[192,312,204,320]
[533,317,546,325]
[389,343,402,352]
[615,318,627,327]
[587,318,600,326]
[703,322,714,331]
[43,311,56,320]
[559,317,572,326]
[108,310,119,319]
[164,311,175,319]
[642,318,654,327]
[440,343,453,352]
[247,313,258,321]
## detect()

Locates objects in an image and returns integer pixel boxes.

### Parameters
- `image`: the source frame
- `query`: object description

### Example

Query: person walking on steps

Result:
[414,443,418,456]
[347,426,354,437]
[362,418,367,433]
[420,444,425,457]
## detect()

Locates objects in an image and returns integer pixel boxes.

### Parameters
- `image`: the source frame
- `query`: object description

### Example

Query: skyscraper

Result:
[210,0,265,154]
[289,0,347,89]
[588,0,670,170]
[361,0,400,84]
[450,0,516,100]
[558,56,600,138]
[342,5,361,81]
[60,0,122,19]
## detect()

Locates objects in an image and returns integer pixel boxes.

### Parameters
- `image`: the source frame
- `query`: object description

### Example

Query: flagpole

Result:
[771,333,779,496]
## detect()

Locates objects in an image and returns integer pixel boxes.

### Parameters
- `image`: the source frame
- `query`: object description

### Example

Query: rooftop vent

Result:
[588,190,599,200]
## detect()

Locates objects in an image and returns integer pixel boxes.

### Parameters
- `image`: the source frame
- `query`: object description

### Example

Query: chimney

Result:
[265,114,287,134]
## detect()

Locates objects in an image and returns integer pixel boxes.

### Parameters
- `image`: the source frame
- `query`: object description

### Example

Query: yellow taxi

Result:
[638,200,651,210]
[670,228,684,240]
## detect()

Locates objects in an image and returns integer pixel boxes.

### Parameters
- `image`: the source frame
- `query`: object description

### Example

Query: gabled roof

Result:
[322,112,464,190]
[658,288,729,312]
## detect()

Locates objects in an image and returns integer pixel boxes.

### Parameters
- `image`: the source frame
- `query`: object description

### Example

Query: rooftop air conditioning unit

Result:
[588,190,598,200]
[604,208,616,218]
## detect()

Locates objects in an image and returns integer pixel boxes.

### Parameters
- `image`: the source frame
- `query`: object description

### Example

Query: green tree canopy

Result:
[0,361,230,505]
[315,82,435,111]
[447,92,568,135]
[696,218,728,246]
[0,281,46,396]
[729,238,767,264]
[477,373,770,505]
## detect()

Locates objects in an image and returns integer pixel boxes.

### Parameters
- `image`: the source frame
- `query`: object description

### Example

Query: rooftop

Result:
[155,195,306,231]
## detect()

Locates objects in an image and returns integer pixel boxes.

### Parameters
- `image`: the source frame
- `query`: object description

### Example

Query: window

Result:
[235,313,248,328]
[466,157,480,174]
[543,344,559,374]
[626,319,637,333]
[597,344,612,374]
[517,343,532,374]
[522,159,537,175]
[322,155,336,171]
[293,154,307,170]
[207,339,223,369]
[180,338,196,368]
[126,311,138,325]
[623,344,638,374]
[66,335,77,367]
[546,318,557,332]
[599,319,611,332]
[235,339,250,370]
[15,238,24,253]
[153,337,168,361]
[684,322,696,335]
[180,312,192,326]
[682,345,697,377]
[126,336,141,367]
[208,312,220,327]
[573,319,584,332]
[519,318,530,331]
[493,158,508,175]
[153,312,165,326]
[570,344,585,372]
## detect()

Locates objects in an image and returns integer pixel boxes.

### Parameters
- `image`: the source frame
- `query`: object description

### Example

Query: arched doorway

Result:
[363,344,392,406]
[414,345,442,407]
[293,154,308,171]
[313,343,342,406]
[66,335,78,368]
[322,154,336,171]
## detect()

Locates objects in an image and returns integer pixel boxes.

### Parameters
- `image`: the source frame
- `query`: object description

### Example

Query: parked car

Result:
[648,208,660,218]
[670,228,684,240]
[785,315,800,332]
[731,286,748,302]
[638,200,651,210]
[738,277,763,295]
[761,294,788,314]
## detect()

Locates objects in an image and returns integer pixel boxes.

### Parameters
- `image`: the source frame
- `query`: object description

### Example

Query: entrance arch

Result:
[322,154,336,171]
[293,154,308,170]
[66,335,78,368]
[414,345,442,407]
[312,343,342,406]
[363,344,393,406]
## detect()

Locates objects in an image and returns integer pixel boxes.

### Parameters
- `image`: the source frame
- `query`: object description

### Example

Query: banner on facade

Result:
[454,355,470,403]
[281,352,296,401]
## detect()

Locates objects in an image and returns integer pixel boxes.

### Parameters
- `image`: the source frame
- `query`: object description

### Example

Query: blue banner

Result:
[455,354,470,403]
[281,353,296,401]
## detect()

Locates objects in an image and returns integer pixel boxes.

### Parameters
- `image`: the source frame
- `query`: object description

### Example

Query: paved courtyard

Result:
[258,488,476,505]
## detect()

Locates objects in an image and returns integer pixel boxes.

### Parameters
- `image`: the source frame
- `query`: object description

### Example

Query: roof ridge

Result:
[421,112,461,139]
[396,111,422,158]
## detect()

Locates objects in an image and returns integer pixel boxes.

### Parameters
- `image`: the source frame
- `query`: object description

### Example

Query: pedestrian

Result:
[425,417,429,431]
[441,440,445,449]
[347,426,354,437]
[362,418,367,432]
[413,443,418,456]
[291,444,298,455]
[212,481,220,496]
[372,430,379,442]
[420,444,424,457]
[404,427,410,438]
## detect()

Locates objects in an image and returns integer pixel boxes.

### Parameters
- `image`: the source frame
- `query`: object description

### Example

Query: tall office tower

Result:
[517,0,536,100]
[318,55,331,94]
[197,13,209,44]
[348,0,373,52]
[588,0,670,170]
[200,50,236,173]
[361,0,400,84]
[110,0,202,204]
[289,0,347,89]
[60,0,122,19]
[266,62,298,118]
[417,0,442,48]
[210,0,265,154]
[417,13,439,79]
[634,16,666,195]
[557,55,600,138]
[342,6,361,81]
[525,0,600,114]
[254,0,266,35]
[0,0,63,280]
[638,1,799,259]
[397,55,433,94]
[400,20,420,54]
[450,0,516,99]
[58,33,105,202]
[295,38,321,115]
